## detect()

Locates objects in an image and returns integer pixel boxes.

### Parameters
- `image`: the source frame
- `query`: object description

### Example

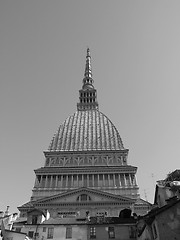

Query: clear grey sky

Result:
[1,0,180,213]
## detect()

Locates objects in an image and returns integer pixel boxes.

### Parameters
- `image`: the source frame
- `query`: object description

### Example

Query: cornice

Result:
[34,165,137,174]
[34,201,134,208]
[44,149,129,156]
[32,186,139,193]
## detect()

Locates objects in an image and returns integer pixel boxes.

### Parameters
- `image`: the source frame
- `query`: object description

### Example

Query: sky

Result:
[1,0,180,214]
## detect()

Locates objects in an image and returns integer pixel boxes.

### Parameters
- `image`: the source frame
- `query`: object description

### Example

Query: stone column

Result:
[50,175,53,188]
[58,175,63,188]
[92,174,94,187]
[34,176,39,188]
[123,174,127,187]
[38,175,42,188]
[45,175,48,188]
[134,175,138,186]
[113,174,116,187]
[121,156,124,165]
[55,175,58,188]
[65,175,68,188]
[97,174,99,188]
[68,175,72,188]
[102,174,105,187]
[71,175,74,188]
[108,174,110,187]
[118,174,121,187]
[124,174,127,186]
[129,174,133,186]
[77,174,79,187]
[82,174,84,187]
[41,176,44,188]
[87,174,89,187]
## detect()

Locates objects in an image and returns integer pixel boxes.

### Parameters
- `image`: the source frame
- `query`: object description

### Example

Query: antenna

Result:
[151,173,156,188]
[144,189,148,201]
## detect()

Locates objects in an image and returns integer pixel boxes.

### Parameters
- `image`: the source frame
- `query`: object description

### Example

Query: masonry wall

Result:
[1,231,27,240]
[87,224,136,240]
[156,203,180,240]
[21,224,88,240]
[137,225,153,240]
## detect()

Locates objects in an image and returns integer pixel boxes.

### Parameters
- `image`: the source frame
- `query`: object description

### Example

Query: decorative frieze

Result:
[45,153,127,167]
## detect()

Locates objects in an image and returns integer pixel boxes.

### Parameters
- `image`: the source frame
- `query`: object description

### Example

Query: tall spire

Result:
[77,48,99,111]
[84,48,92,79]
[83,48,94,88]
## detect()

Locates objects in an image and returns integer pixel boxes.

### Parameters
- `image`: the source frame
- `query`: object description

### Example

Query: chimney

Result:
[4,206,10,216]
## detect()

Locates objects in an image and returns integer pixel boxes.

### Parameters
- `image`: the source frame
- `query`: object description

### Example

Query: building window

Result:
[90,227,96,239]
[15,228,21,232]
[66,226,72,239]
[58,211,76,218]
[34,232,39,238]
[47,227,54,239]
[32,215,38,224]
[77,194,91,202]
[97,211,107,217]
[43,227,46,232]
[108,227,115,238]
[28,231,34,238]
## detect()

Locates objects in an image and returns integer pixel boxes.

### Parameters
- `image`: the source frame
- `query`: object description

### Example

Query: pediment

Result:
[33,187,135,206]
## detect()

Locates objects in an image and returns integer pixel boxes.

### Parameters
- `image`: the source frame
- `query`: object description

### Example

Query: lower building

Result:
[137,197,180,240]
[14,208,137,240]
[155,169,180,207]
[87,217,136,240]
[0,229,29,240]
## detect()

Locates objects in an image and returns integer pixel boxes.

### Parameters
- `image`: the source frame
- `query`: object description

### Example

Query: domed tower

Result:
[19,49,150,218]
[31,48,139,200]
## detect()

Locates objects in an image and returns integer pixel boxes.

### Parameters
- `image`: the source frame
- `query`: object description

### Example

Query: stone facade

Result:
[14,210,137,240]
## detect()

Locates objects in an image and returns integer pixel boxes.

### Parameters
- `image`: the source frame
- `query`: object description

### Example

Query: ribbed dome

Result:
[48,110,124,151]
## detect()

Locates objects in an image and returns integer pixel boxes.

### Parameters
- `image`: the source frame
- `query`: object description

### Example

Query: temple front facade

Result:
[18,49,151,218]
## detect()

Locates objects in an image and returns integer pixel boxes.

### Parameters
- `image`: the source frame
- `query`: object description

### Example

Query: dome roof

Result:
[48,110,124,152]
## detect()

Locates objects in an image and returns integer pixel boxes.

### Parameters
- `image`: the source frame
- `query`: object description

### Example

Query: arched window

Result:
[77,194,91,202]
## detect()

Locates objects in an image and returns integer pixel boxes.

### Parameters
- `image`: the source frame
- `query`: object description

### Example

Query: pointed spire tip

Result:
[87,47,90,57]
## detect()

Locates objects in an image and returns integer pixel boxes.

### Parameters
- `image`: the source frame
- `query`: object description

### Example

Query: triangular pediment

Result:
[33,187,135,207]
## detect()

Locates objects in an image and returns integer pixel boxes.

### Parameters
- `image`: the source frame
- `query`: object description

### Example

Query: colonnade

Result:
[35,173,137,189]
